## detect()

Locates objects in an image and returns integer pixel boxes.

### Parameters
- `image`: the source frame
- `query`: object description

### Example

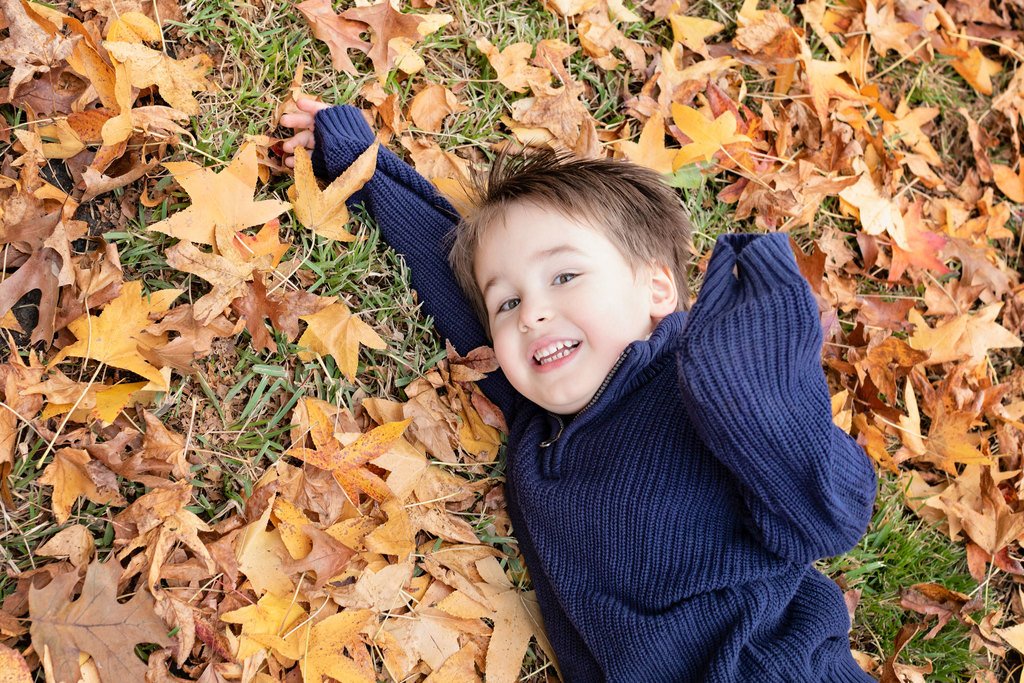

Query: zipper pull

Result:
[539,414,564,448]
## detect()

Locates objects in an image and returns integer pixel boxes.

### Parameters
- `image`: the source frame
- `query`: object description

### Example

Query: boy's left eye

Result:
[553,272,577,285]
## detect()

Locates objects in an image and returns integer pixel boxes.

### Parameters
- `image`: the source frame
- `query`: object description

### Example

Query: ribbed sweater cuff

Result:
[311,105,374,181]
[316,104,374,145]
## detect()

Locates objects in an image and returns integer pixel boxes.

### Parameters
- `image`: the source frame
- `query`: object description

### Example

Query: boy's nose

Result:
[517,300,551,332]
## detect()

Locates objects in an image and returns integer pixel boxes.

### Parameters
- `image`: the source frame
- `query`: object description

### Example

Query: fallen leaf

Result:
[28,559,172,683]
[289,143,378,241]
[298,301,387,380]
[148,142,290,247]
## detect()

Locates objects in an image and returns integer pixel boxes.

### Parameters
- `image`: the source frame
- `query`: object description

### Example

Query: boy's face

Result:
[474,202,677,415]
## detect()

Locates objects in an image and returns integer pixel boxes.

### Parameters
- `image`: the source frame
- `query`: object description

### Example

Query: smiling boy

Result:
[282,99,879,682]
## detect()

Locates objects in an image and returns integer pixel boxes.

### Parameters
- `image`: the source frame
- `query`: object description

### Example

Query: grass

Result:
[0,0,1014,679]
[822,474,993,680]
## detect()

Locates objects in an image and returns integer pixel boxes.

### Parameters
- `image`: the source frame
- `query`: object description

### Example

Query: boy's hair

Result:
[447,147,694,337]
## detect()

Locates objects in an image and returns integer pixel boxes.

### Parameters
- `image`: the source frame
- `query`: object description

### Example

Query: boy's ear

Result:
[647,262,677,317]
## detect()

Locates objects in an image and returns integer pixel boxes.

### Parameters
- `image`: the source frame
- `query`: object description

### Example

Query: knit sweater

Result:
[311,104,879,682]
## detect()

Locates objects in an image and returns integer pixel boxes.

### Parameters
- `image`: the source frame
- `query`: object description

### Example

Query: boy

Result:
[281,98,878,682]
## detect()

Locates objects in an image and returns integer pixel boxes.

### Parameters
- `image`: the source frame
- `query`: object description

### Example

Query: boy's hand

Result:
[280,97,332,169]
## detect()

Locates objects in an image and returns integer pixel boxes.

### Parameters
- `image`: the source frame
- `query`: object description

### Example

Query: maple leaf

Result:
[165,240,263,324]
[296,0,370,75]
[340,1,428,81]
[39,448,126,524]
[29,559,172,683]
[221,592,308,660]
[669,14,724,57]
[298,301,387,380]
[289,143,379,242]
[888,199,950,282]
[671,103,751,168]
[300,609,376,683]
[102,41,213,114]
[288,406,411,505]
[864,0,919,57]
[800,54,869,126]
[908,304,1022,366]
[837,162,910,251]
[49,280,181,389]
[148,142,290,247]
[475,39,551,94]
[617,112,677,175]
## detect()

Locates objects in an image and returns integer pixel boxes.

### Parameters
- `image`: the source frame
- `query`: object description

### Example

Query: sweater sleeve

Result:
[676,233,877,564]
[310,105,517,415]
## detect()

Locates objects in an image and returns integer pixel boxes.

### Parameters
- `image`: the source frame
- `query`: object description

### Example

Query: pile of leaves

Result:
[0,0,1023,680]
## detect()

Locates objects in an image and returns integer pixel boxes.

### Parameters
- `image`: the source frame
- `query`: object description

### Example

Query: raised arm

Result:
[676,233,877,564]
[310,105,516,413]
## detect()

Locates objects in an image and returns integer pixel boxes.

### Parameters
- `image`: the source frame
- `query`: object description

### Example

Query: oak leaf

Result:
[235,498,294,597]
[231,274,332,352]
[289,143,378,241]
[283,525,357,589]
[474,39,550,94]
[28,559,172,683]
[49,280,181,388]
[296,0,369,75]
[298,301,387,380]
[409,84,467,133]
[148,142,290,247]
[340,1,436,81]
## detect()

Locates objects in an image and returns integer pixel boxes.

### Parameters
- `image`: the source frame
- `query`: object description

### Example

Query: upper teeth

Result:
[534,341,578,362]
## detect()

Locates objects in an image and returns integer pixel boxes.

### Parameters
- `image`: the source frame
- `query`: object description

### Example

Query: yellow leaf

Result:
[272,497,314,560]
[289,143,378,242]
[908,304,1022,366]
[951,47,1001,96]
[670,104,751,168]
[669,15,724,56]
[235,500,294,597]
[39,449,125,524]
[105,12,161,42]
[102,41,213,114]
[617,112,677,175]
[298,301,387,380]
[222,592,307,661]
[149,142,290,246]
[49,281,180,389]
[992,164,1024,203]
[300,609,376,683]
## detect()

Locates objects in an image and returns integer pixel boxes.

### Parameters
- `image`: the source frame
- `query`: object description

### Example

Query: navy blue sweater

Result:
[311,105,879,682]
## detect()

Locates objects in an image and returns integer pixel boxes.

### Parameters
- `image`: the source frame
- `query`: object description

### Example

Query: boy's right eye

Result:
[497,297,520,313]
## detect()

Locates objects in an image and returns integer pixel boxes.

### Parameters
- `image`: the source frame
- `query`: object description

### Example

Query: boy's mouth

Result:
[533,340,580,365]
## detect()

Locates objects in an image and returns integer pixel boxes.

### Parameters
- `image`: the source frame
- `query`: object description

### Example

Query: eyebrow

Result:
[481,244,586,300]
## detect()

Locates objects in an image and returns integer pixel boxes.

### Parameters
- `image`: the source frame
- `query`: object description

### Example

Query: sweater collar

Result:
[552,310,688,421]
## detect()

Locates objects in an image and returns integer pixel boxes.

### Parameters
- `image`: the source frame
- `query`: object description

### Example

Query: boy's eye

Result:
[497,297,520,313]
[553,272,577,285]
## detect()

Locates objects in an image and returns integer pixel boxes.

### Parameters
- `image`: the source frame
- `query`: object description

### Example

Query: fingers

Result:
[280,111,315,130]
[282,130,314,153]
[296,96,331,114]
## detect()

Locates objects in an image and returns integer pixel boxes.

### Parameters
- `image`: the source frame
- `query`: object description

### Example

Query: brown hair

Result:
[447,147,694,337]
